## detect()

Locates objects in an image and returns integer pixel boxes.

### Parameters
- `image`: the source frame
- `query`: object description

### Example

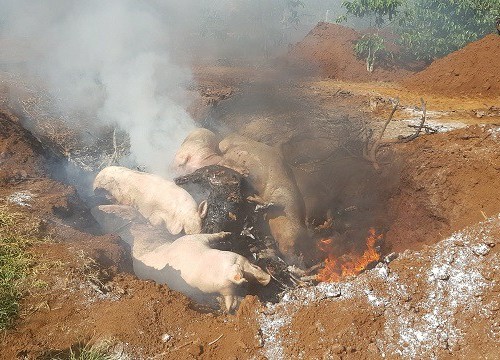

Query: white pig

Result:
[93,166,207,235]
[218,134,306,263]
[172,128,223,175]
[138,232,271,312]
[90,204,177,257]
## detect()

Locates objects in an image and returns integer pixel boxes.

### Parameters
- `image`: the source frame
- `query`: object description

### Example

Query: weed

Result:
[50,340,115,360]
[0,207,34,330]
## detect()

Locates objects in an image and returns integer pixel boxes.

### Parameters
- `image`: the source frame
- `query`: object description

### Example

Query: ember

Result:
[316,228,382,282]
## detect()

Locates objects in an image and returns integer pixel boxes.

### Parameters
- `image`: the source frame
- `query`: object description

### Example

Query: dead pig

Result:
[90,204,176,258]
[171,128,223,175]
[174,165,248,233]
[138,232,271,312]
[93,166,207,235]
[218,134,307,263]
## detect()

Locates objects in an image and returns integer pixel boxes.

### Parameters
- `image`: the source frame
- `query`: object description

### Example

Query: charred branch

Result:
[363,98,399,169]
[399,98,427,142]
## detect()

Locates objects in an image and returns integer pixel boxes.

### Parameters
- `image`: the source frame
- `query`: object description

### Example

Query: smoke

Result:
[0,0,345,176]
[0,0,195,176]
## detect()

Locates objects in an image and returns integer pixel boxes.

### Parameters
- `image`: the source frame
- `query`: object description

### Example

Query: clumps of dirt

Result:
[386,124,500,252]
[0,108,263,360]
[257,214,500,359]
[0,110,97,230]
[403,34,500,97]
[284,22,413,82]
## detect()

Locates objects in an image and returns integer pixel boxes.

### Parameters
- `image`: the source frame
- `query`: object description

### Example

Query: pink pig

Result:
[138,232,271,312]
[218,134,306,264]
[93,166,207,235]
[172,128,223,175]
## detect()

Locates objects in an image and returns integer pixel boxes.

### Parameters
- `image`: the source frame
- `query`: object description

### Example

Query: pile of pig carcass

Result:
[91,128,309,312]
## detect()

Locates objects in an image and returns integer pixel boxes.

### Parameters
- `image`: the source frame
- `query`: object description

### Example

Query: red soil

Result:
[403,34,500,97]
[285,22,413,82]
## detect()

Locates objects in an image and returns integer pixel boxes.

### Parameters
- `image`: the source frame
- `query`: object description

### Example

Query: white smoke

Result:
[0,0,194,175]
[0,0,334,176]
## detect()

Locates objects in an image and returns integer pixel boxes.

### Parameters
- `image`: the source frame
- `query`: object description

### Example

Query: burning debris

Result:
[91,128,312,310]
[91,127,388,311]
[316,228,383,282]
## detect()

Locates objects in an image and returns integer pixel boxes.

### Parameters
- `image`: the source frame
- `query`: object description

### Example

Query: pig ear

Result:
[198,200,208,219]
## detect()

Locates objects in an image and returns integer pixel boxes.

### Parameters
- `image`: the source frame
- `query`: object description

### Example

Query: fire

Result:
[316,228,382,282]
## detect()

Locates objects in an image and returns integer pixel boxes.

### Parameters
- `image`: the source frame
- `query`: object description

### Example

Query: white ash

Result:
[6,190,35,207]
[258,305,291,360]
[161,333,172,342]
[257,214,499,360]
[401,118,467,133]
[486,126,500,141]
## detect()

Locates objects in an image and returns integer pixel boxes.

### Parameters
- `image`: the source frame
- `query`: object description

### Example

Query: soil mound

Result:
[387,124,500,252]
[403,34,500,97]
[285,22,413,82]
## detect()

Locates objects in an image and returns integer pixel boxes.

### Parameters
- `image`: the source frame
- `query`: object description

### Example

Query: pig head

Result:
[138,232,271,312]
[172,128,223,175]
[218,134,306,264]
[93,166,207,235]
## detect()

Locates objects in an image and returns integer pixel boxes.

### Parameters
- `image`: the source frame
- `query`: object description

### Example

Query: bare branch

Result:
[400,98,427,142]
[364,97,399,169]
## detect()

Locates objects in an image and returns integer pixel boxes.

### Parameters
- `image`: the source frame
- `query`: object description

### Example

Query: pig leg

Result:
[223,295,242,313]
[203,231,232,246]
[149,211,183,235]
[241,261,271,286]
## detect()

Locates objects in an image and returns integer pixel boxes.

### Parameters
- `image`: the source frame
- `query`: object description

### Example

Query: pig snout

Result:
[172,128,223,175]
[239,258,271,286]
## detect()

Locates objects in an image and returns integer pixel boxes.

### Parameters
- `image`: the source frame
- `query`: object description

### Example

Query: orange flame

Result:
[316,228,382,282]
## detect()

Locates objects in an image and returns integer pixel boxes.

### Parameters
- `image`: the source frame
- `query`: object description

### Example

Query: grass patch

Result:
[0,207,35,330]
[49,341,115,360]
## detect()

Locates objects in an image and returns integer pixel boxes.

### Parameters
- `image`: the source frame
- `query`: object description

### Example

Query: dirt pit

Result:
[1,50,500,359]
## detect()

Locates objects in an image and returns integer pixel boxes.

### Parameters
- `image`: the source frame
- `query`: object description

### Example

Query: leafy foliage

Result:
[338,0,403,26]
[396,0,500,61]
[339,0,500,62]
[354,34,388,72]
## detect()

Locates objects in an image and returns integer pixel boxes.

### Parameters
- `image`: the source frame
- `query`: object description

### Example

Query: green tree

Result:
[354,33,387,72]
[338,0,402,71]
[337,0,403,26]
[397,0,500,61]
[339,0,500,63]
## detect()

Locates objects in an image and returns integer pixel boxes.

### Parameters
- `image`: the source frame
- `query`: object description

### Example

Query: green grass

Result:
[0,208,34,330]
[50,341,115,360]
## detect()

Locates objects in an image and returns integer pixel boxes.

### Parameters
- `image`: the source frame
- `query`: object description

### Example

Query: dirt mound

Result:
[386,125,500,252]
[403,34,500,97]
[260,214,500,359]
[284,22,413,82]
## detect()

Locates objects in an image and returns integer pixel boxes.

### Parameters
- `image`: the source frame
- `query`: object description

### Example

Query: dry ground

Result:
[0,62,499,359]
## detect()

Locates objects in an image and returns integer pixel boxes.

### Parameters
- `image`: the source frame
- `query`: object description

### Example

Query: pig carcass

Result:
[90,204,176,258]
[138,232,271,312]
[174,165,249,234]
[93,166,207,235]
[91,205,270,311]
[218,134,306,263]
[172,128,223,175]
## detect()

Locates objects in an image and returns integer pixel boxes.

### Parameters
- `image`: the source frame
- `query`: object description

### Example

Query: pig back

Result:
[93,166,202,235]
[139,235,240,294]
